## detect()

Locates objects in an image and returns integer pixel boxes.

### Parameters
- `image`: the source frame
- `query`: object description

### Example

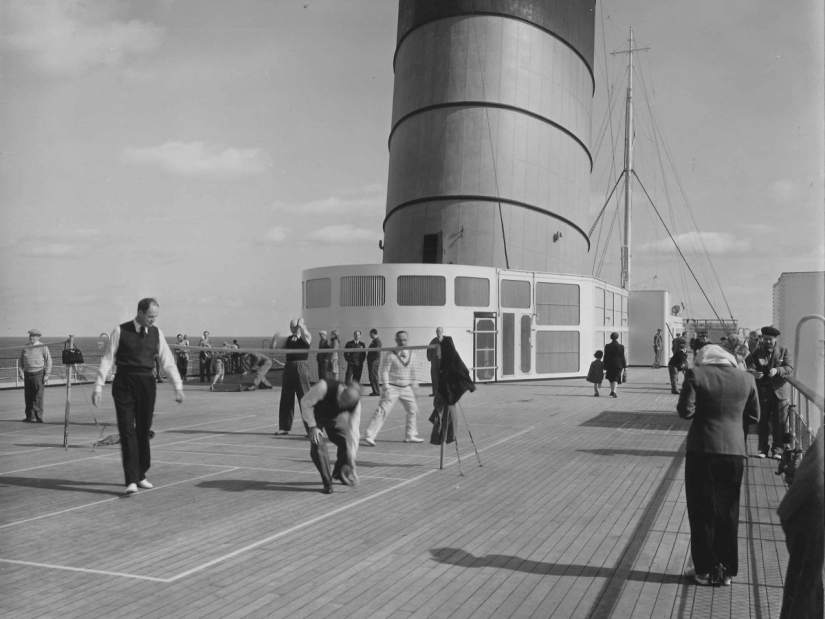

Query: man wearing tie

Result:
[93,298,184,494]
[363,331,424,445]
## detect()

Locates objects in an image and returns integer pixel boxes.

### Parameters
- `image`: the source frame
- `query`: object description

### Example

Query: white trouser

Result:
[366,384,419,440]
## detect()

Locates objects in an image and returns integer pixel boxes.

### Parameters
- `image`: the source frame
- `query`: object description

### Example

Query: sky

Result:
[1,0,822,338]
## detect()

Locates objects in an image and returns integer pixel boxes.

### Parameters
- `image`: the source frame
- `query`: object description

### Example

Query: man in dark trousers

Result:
[300,378,362,494]
[653,328,663,368]
[276,317,312,435]
[198,330,212,383]
[344,330,366,386]
[317,330,332,381]
[427,327,444,396]
[93,298,184,494]
[746,325,793,459]
[18,329,52,423]
[366,328,382,396]
[668,336,689,394]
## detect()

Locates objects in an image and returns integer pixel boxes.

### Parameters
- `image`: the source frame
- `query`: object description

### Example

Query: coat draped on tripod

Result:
[429,336,475,445]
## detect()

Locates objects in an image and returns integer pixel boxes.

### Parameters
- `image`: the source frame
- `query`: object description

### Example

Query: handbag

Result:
[622,368,628,383]
[62,347,84,365]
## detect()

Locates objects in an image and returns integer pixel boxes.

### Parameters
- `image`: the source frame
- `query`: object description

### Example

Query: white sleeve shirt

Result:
[94,320,183,393]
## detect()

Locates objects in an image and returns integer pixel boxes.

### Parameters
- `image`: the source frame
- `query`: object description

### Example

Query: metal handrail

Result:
[787,314,825,450]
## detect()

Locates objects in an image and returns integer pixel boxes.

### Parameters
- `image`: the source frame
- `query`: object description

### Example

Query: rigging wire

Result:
[469,15,510,268]
[588,171,625,237]
[595,203,621,279]
[636,59,735,321]
[591,2,626,275]
[634,171,732,334]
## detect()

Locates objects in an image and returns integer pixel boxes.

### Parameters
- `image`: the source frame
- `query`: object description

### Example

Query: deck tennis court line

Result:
[0,427,533,582]
[150,459,410,482]
[0,420,278,476]
[0,467,240,530]
[0,560,169,583]
[164,426,534,582]
[0,447,53,457]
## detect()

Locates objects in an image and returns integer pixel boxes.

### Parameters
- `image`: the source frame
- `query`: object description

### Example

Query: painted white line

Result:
[0,559,168,583]
[0,453,116,476]
[150,460,409,481]
[155,414,262,433]
[0,427,531,581]
[0,467,238,530]
[157,442,437,460]
[165,426,534,582]
[0,423,278,476]
[0,447,53,456]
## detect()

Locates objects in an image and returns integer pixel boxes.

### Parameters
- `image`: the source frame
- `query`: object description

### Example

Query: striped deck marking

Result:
[0,428,531,583]
[0,467,239,530]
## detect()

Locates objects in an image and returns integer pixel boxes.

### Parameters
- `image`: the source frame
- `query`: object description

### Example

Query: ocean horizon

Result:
[0,336,273,355]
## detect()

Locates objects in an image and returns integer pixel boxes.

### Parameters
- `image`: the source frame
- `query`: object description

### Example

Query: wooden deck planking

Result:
[0,369,797,618]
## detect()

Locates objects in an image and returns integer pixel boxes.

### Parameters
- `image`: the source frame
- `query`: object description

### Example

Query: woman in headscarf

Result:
[678,344,760,586]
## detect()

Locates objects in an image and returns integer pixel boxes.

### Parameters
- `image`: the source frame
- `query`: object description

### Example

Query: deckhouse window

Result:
[305,278,331,308]
[340,276,385,307]
[501,280,531,309]
[536,283,580,326]
[455,276,490,307]
[397,275,446,306]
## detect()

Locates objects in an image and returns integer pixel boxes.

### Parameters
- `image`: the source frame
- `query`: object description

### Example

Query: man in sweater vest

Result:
[93,298,184,494]
[300,379,361,494]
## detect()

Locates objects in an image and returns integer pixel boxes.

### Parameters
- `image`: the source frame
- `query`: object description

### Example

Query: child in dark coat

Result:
[587,351,605,396]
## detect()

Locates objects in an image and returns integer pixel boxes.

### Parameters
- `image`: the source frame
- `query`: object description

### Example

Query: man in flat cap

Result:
[747,326,793,459]
[18,329,52,423]
[277,317,312,435]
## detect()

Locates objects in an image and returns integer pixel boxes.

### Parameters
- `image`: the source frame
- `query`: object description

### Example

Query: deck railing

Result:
[787,314,825,450]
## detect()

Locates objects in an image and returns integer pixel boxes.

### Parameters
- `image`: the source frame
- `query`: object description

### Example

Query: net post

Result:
[63,335,73,450]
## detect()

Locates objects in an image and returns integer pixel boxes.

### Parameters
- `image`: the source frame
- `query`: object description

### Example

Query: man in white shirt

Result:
[363,331,424,445]
[93,298,184,494]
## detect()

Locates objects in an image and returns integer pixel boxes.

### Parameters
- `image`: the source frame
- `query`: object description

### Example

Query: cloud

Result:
[10,228,105,259]
[123,142,270,178]
[636,231,751,255]
[770,178,803,204]
[255,227,292,244]
[22,243,85,258]
[4,1,163,76]
[271,186,385,215]
[306,225,376,244]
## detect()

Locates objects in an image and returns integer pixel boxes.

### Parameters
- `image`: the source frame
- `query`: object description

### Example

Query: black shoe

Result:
[322,485,333,494]
[610,392,617,398]
[22,418,33,422]
[35,419,43,423]
[671,390,680,394]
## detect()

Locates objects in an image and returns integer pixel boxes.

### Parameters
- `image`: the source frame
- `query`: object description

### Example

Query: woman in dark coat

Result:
[602,332,626,398]
[677,344,760,586]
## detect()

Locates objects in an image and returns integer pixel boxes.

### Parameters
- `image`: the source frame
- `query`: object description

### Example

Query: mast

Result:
[621,28,635,290]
